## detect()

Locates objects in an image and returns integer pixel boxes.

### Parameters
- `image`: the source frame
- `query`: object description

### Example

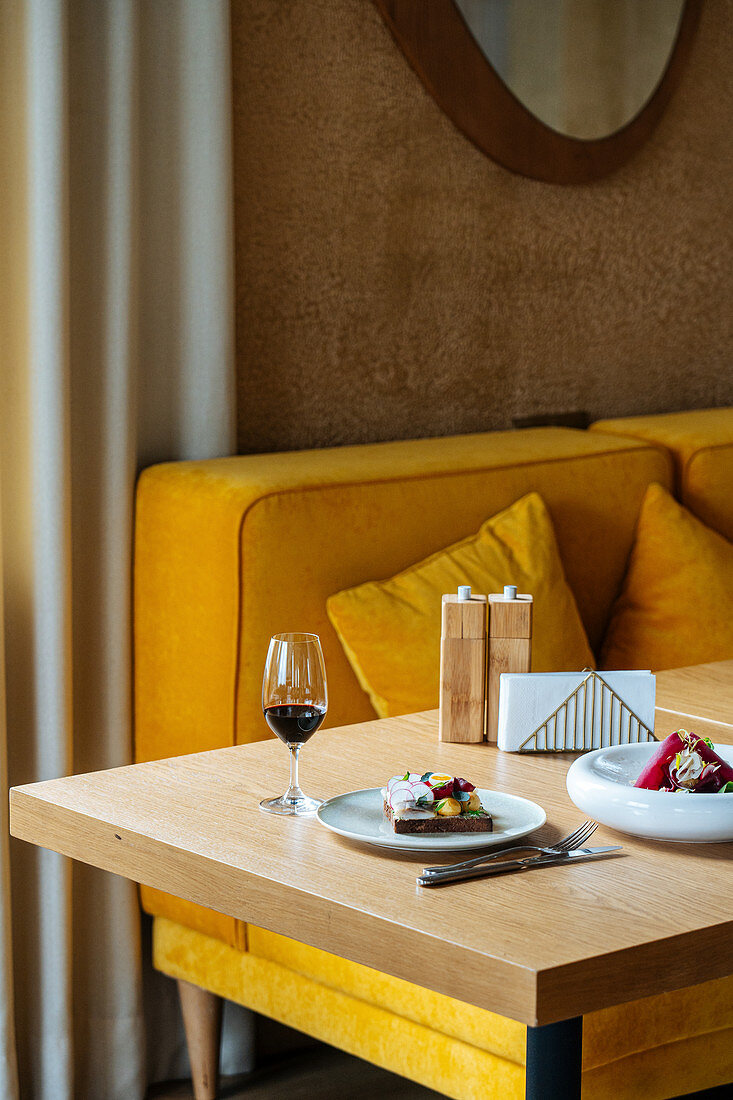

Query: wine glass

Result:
[260,632,327,815]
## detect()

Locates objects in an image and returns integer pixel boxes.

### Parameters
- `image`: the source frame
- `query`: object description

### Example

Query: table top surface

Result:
[9,661,733,1027]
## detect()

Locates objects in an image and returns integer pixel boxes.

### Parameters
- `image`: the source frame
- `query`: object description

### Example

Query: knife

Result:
[416,846,622,887]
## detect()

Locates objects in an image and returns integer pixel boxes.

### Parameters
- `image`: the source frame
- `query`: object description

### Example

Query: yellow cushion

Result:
[327,492,595,718]
[154,916,733,1100]
[601,483,733,671]
[592,408,733,541]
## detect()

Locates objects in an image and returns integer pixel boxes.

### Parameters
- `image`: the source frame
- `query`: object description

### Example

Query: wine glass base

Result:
[259,793,323,816]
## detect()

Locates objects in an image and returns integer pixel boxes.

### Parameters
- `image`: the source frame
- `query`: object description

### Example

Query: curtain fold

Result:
[0,2,240,1096]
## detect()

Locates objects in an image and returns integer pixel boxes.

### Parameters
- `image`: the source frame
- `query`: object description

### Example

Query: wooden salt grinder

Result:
[486,586,533,744]
[438,586,487,743]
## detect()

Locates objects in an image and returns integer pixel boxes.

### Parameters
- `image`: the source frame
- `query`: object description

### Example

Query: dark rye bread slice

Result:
[383,800,492,834]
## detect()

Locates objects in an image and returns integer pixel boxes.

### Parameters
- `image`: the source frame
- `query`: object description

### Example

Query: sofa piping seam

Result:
[582,1021,733,1074]
[224,443,669,527]
[682,442,733,505]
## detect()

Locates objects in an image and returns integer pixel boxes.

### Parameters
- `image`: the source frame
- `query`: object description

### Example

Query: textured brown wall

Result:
[232,0,733,454]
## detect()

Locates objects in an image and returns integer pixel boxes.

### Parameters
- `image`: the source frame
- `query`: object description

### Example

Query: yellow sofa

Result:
[134,411,733,1099]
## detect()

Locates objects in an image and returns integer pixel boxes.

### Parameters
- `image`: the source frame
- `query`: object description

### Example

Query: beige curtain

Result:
[0,2,241,1096]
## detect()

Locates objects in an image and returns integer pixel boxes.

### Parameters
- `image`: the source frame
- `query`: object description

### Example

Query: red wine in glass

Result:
[264,704,326,746]
[260,633,327,815]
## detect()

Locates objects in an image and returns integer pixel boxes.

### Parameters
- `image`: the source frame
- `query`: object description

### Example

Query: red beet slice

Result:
[429,780,454,799]
[635,731,733,792]
[454,777,475,793]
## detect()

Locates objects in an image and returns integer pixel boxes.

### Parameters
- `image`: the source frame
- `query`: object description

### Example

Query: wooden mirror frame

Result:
[374,0,701,184]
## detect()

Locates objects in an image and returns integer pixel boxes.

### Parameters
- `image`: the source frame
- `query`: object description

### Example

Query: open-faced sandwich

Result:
[634,729,733,793]
[383,771,493,833]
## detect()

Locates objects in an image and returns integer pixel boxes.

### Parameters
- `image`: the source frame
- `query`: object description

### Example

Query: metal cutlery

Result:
[416,845,622,887]
[422,820,598,878]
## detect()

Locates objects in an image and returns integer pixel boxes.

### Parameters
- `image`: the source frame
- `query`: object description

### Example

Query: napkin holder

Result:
[497,669,657,753]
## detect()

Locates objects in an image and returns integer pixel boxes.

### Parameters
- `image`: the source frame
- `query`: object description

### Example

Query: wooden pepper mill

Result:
[486,585,533,744]
[438,586,487,743]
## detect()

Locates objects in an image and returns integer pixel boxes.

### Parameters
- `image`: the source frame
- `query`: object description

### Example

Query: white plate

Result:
[566,743,733,842]
[316,787,546,852]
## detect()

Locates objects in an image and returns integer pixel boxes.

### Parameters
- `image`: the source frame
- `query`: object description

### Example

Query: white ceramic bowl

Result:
[566,742,733,843]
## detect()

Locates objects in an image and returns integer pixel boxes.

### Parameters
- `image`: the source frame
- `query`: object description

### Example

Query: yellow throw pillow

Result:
[601,482,733,671]
[327,492,594,718]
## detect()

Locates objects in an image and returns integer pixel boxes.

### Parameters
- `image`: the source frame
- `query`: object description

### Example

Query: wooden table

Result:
[9,662,733,1099]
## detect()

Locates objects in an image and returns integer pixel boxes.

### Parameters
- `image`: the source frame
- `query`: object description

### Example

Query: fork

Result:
[421,820,598,877]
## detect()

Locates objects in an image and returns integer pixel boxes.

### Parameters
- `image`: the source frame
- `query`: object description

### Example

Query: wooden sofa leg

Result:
[177,979,222,1100]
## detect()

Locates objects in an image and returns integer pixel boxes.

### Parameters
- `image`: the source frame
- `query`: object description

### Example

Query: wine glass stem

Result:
[286,744,304,802]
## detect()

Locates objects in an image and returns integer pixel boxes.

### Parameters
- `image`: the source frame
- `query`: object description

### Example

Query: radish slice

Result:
[387,779,434,811]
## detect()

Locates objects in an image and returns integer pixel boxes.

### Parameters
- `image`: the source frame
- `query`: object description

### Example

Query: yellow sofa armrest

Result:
[592,407,733,540]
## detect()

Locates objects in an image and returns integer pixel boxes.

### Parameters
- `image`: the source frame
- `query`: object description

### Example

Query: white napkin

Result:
[497,670,656,752]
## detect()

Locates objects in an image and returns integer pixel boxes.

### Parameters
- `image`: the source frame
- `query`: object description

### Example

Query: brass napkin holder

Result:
[499,668,658,753]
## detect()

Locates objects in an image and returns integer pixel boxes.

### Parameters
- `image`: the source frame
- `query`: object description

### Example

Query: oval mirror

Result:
[455,0,686,141]
[374,0,700,183]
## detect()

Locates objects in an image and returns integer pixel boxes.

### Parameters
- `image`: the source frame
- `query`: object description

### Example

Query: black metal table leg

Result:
[526,1016,583,1100]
